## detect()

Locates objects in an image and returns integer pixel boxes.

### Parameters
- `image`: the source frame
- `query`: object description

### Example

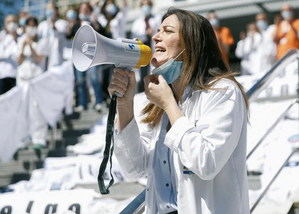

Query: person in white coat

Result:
[108,8,250,214]
[17,16,45,86]
[98,0,128,39]
[0,15,19,95]
[254,13,276,74]
[37,2,67,69]
[235,23,262,75]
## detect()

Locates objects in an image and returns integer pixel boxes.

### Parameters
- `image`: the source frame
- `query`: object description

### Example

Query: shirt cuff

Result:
[164,116,194,152]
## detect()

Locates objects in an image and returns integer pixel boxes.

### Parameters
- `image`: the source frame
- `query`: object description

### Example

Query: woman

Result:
[17,16,45,86]
[37,2,66,69]
[109,9,249,214]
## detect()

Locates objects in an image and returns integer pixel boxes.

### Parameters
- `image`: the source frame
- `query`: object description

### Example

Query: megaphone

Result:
[72,25,152,71]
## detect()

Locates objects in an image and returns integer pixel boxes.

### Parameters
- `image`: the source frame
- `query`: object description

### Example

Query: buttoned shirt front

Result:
[152,114,177,213]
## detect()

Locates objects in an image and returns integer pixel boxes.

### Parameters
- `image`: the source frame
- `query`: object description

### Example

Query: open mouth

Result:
[155,48,166,52]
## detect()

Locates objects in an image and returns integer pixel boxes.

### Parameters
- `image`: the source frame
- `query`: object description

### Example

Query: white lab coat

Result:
[256,25,277,73]
[115,78,249,214]
[37,20,67,69]
[17,35,45,86]
[131,14,161,46]
[0,87,28,162]
[0,34,18,79]
[29,61,74,128]
[0,61,74,161]
[235,32,262,75]
[97,8,128,39]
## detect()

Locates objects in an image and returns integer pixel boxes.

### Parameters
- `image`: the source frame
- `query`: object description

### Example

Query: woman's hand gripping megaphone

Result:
[108,68,136,106]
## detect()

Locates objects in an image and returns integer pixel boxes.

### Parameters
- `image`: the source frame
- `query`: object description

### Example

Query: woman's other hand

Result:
[144,75,176,111]
[144,74,183,125]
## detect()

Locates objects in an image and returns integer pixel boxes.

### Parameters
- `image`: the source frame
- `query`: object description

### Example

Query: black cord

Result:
[97,94,117,194]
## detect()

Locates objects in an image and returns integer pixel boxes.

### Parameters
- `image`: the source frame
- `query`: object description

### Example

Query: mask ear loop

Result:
[174,49,185,61]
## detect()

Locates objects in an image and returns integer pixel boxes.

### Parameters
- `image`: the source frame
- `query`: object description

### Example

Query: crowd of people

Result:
[0,0,298,112]
[0,0,161,113]
[207,4,299,76]
[0,1,298,213]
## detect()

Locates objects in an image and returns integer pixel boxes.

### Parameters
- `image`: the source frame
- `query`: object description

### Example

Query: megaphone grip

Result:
[97,94,117,194]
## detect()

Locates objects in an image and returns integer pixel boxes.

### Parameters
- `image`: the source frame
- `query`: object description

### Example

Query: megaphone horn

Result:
[72,25,152,71]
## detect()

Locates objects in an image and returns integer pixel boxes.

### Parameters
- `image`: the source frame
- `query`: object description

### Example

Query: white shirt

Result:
[115,78,250,214]
[0,34,18,78]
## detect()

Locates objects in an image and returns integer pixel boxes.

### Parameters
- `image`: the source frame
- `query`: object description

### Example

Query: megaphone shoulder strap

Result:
[98,94,117,194]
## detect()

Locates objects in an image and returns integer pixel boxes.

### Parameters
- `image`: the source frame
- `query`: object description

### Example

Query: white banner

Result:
[0,189,98,214]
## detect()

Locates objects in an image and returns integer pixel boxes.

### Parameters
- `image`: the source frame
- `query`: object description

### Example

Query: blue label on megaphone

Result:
[123,43,139,53]
[128,44,135,49]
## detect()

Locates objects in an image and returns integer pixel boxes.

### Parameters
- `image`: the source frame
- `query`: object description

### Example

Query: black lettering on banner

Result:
[44,204,57,214]
[26,201,34,213]
[68,204,81,214]
[0,206,12,214]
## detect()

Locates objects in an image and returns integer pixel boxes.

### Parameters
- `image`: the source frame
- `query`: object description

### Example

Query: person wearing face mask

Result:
[16,16,47,147]
[109,8,249,214]
[17,11,29,36]
[131,0,161,92]
[98,0,128,106]
[17,16,45,86]
[253,13,277,74]
[207,10,234,65]
[73,2,109,112]
[37,2,67,70]
[235,23,262,75]
[0,15,19,95]
[78,2,108,36]
[97,0,128,39]
[98,0,128,99]
[274,4,299,59]
[65,9,81,40]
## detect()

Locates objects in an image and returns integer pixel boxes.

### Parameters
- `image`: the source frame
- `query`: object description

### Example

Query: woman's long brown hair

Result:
[142,8,248,126]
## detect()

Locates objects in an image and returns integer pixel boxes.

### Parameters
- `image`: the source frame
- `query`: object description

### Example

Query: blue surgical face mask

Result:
[66,10,77,21]
[209,18,219,27]
[256,20,268,31]
[142,5,152,17]
[152,50,185,84]
[281,10,293,20]
[46,9,55,19]
[79,13,90,21]
[19,18,26,26]
[6,22,18,33]
[105,3,118,16]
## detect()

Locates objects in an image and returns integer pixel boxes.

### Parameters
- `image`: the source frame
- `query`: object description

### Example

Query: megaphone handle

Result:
[97,94,117,194]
